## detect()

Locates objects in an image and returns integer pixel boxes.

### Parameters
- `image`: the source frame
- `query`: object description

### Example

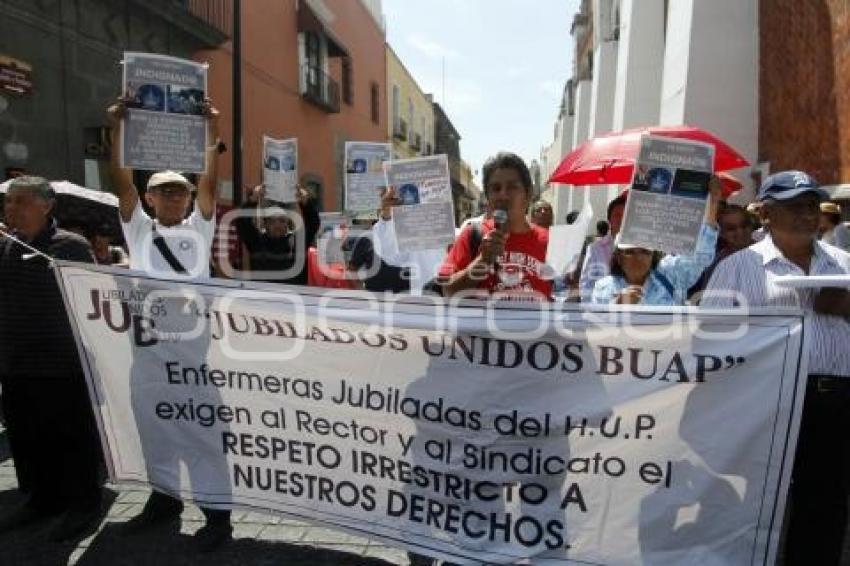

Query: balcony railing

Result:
[393,119,408,141]
[180,0,233,36]
[301,63,340,113]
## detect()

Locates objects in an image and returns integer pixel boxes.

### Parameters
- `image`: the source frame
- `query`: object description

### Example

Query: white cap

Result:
[614,233,644,251]
[146,170,195,191]
[262,206,289,217]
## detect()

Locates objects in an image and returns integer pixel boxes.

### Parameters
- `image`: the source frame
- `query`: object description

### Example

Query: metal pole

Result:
[232,0,243,205]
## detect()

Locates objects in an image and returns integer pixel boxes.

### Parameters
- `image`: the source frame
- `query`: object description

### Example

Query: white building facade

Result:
[541,0,760,226]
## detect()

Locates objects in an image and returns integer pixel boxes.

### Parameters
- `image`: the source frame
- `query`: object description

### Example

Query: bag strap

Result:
[468,220,483,258]
[653,270,676,299]
[420,220,484,297]
[151,225,188,274]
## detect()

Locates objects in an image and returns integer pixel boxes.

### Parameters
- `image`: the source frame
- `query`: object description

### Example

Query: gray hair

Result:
[8,176,55,202]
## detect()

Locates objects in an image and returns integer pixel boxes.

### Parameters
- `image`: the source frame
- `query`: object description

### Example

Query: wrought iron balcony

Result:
[178,0,232,37]
[301,63,340,113]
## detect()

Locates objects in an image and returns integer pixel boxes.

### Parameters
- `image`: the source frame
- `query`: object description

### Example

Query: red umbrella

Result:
[717,172,743,198]
[548,125,750,185]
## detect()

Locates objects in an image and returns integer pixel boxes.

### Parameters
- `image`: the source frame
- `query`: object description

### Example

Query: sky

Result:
[383,0,580,185]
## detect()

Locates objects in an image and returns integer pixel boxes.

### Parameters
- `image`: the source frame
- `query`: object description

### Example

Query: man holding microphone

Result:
[438,152,551,301]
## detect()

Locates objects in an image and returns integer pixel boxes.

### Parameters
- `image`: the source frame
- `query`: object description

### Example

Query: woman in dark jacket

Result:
[234,184,320,285]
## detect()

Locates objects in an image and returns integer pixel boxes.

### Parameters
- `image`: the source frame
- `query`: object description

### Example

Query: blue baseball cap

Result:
[757,170,828,202]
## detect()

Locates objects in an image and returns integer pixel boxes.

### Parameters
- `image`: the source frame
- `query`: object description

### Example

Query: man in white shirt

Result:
[121,170,216,277]
[109,99,218,278]
[108,100,231,551]
[703,170,850,565]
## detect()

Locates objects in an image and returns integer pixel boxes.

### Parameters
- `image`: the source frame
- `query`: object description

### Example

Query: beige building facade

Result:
[386,45,434,159]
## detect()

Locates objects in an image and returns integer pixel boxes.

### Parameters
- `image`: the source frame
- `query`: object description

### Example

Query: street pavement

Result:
[0,424,411,566]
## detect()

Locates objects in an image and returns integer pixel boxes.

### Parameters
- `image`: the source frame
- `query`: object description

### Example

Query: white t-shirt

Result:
[121,200,215,278]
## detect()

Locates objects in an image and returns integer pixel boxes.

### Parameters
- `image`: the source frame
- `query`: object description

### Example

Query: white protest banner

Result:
[345,142,392,214]
[121,52,208,173]
[263,136,298,203]
[57,263,806,565]
[384,155,456,253]
[619,136,715,255]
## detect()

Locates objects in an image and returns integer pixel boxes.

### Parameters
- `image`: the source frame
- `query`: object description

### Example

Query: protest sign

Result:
[58,263,805,565]
[121,52,208,173]
[384,155,456,252]
[546,198,593,280]
[262,136,298,203]
[316,212,350,266]
[344,142,392,215]
[619,136,715,255]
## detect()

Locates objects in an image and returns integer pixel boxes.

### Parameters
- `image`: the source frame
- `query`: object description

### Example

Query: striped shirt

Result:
[702,235,850,376]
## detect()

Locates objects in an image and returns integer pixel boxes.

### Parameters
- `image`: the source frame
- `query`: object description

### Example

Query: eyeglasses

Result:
[152,186,191,198]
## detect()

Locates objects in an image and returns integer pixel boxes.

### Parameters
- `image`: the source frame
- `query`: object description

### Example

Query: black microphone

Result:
[493,208,508,232]
[490,208,508,268]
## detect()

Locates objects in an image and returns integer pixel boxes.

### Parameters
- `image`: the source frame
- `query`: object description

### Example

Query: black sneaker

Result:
[118,494,183,536]
[193,522,233,553]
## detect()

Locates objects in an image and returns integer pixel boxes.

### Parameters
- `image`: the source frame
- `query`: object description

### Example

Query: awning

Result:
[297,0,349,57]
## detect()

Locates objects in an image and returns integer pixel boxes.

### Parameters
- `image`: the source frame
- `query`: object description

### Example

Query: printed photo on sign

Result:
[166,85,205,115]
[121,52,208,173]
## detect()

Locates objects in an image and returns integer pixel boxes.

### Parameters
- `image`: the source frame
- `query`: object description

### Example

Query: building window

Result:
[342,57,353,106]
[407,98,414,143]
[370,82,379,124]
[305,31,321,92]
[392,84,400,128]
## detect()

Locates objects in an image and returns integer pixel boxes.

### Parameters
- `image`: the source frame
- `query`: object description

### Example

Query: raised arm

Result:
[195,100,220,220]
[107,100,139,222]
[233,186,262,251]
[297,186,321,248]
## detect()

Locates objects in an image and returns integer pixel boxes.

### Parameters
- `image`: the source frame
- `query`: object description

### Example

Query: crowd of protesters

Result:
[2,96,850,564]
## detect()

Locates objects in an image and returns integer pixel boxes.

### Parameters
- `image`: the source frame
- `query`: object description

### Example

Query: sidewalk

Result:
[0,425,410,566]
